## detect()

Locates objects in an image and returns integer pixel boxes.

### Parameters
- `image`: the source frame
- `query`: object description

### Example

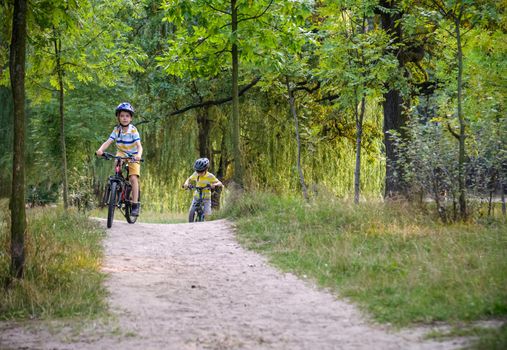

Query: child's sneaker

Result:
[131,202,140,216]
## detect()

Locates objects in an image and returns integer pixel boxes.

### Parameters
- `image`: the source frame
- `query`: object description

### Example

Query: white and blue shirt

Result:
[109,124,141,155]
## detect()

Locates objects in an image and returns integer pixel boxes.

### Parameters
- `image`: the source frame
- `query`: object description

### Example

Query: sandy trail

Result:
[0,219,464,349]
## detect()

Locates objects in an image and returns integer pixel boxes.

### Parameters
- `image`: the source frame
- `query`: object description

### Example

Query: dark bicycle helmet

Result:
[115,102,135,116]
[193,158,210,172]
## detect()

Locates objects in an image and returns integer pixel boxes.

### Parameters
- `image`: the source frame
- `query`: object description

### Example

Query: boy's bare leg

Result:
[130,175,139,202]
[129,175,140,216]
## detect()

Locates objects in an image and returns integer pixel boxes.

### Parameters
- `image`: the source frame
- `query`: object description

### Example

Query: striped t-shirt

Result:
[188,171,219,199]
[108,124,141,155]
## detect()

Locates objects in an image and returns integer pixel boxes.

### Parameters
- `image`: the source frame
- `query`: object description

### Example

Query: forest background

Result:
[0,0,506,217]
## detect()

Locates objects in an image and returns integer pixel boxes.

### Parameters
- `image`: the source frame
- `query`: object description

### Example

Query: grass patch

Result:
[0,202,107,320]
[221,192,507,328]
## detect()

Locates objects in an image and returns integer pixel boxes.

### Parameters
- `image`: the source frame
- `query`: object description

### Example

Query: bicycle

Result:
[185,184,212,222]
[100,152,143,228]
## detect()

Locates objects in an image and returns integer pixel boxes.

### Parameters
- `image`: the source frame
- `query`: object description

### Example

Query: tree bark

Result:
[196,107,211,158]
[455,8,467,219]
[231,0,243,187]
[502,182,506,216]
[9,0,28,280]
[379,0,407,198]
[354,92,366,205]
[0,88,14,197]
[54,35,69,209]
[286,77,308,201]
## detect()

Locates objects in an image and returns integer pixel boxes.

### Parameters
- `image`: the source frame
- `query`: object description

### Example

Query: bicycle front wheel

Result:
[107,182,118,228]
[126,188,139,224]
[188,205,197,222]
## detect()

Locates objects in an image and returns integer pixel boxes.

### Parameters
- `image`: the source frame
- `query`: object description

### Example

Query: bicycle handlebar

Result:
[99,152,144,162]
[184,184,212,191]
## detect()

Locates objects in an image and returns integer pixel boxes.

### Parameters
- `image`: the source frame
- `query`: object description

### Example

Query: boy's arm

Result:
[211,180,223,189]
[183,175,193,188]
[133,141,143,161]
[96,139,113,156]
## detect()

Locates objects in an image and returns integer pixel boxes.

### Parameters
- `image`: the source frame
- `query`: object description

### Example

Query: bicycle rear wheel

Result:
[107,182,118,228]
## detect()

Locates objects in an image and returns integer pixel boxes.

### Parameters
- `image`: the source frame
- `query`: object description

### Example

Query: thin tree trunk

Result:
[354,91,366,205]
[286,77,308,201]
[197,107,211,158]
[212,133,227,210]
[502,182,506,216]
[455,7,467,220]
[488,190,493,216]
[9,0,28,280]
[54,35,69,209]
[231,0,242,186]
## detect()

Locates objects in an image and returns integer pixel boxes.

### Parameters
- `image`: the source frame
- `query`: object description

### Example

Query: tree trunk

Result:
[54,36,69,209]
[382,89,405,197]
[212,134,227,210]
[196,107,211,158]
[9,0,28,280]
[502,182,506,216]
[0,88,14,197]
[231,0,243,186]
[286,77,308,201]
[455,10,467,220]
[379,0,407,198]
[354,91,366,205]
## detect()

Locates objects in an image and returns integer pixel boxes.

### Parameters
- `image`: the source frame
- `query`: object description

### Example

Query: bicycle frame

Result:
[187,184,211,222]
[101,152,142,228]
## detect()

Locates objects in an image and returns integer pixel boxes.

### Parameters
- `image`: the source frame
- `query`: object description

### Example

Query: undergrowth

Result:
[0,201,107,320]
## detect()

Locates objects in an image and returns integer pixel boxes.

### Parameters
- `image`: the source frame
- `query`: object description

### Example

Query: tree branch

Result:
[237,0,274,25]
[137,76,261,125]
[316,94,340,103]
[206,3,230,15]
[294,80,320,93]
[446,122,460,139]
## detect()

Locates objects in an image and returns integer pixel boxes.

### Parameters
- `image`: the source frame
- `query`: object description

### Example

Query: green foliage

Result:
[224,192,507,326]
[26,0,146,104]
[1,0,505,216]
[0,203,107,320]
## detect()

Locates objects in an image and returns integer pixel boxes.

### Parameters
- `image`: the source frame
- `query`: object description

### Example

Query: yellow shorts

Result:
[116,153,141,177]
[127,161,140,177]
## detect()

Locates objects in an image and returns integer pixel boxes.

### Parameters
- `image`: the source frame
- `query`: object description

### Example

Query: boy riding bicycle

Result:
[183,158,223,219]
[96,102,143,216]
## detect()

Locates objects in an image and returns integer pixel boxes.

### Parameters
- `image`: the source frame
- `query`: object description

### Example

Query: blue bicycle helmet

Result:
[115,102,135,116]
[194,158,210,172]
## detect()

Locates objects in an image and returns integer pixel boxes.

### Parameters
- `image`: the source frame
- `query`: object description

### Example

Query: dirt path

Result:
[0,219,466,349]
